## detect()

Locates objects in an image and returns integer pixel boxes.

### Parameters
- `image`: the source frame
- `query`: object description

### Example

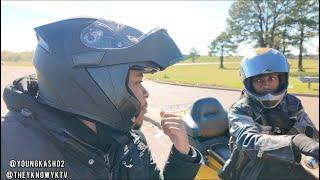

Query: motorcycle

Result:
[182,97,319,179]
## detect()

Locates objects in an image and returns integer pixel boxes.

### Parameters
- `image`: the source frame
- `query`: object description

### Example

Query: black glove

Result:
[292,133,319,161]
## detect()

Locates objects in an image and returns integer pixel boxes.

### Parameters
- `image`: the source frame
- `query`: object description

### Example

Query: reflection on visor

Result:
[130,64,160,74]
[143,66,159,73]
[80,19,144,49]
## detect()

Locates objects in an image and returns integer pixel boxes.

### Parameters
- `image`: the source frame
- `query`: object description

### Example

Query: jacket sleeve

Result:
[136,130,202,179]
[290,107,319,139]
[228,102,298,164]
[163,145,202,179]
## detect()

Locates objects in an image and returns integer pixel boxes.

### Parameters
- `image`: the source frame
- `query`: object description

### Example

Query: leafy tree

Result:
[286,0,319,71]
[1,51,34,62]
[189,47,200,63]
[274,1,296,55]
[227,0,291,48]
[226,0,318,70]
[208,32,237,68]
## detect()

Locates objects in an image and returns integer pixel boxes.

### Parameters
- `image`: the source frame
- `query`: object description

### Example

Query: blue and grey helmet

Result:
[240,48,289,108]
[32,17,184,132]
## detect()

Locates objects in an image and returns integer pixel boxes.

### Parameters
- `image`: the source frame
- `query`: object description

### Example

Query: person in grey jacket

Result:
[1,17,202,179]
[219,48,319,179]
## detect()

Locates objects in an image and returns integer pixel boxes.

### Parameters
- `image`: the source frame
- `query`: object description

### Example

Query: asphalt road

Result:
[1,65,319,172]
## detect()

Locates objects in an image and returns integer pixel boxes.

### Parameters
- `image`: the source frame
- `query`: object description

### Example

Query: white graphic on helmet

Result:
[117,42,123,47]
[82,29,103,45]
[127,35,139,43]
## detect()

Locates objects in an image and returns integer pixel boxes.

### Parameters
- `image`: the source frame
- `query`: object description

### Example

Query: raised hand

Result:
[160,112,190,154]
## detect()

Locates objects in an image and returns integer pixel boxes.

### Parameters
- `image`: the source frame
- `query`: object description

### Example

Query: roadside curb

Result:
[154,80,319,98]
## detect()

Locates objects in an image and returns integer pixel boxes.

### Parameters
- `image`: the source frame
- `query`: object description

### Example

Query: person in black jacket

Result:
[219,48,319,179]
[1,17,202,179]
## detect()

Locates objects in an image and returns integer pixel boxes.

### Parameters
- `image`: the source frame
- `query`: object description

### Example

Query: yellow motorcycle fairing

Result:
[195,155,223,180]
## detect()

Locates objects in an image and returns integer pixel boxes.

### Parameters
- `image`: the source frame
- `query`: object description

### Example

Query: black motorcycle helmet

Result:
[32,17,184,132]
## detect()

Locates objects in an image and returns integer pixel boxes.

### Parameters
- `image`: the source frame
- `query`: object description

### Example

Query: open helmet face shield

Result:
[33,17,184,132]
[239,48,289,108]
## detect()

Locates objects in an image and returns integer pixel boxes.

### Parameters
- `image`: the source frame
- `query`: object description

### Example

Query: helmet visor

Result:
[78,17,184,71]
[241,49,289,79]
[80,19,144,49]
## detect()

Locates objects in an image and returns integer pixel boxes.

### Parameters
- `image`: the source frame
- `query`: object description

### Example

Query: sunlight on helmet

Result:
[255,47,272,55]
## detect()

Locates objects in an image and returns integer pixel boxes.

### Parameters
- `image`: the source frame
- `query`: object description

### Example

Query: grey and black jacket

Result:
[219,93,319,179]
[1,75,202,179]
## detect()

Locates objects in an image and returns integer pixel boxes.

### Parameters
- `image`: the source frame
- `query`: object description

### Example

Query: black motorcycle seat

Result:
[183,97,228,138]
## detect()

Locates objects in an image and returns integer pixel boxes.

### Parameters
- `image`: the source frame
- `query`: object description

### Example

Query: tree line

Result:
[1,51,34,62]
[207,0,319,71]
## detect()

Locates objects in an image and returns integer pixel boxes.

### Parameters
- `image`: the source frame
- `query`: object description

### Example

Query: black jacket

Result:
[1,75,202,179]
[220,94,319,179]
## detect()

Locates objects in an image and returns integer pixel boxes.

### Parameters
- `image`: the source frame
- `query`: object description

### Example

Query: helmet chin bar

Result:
[247,90,286,109]
[260,99,282,109]
[86,64,141,131]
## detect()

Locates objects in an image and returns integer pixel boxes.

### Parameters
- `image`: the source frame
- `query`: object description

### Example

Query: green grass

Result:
[3,61,33,66]
[146,57,319,95]
[180,56,243,63]
[4,56,319,95]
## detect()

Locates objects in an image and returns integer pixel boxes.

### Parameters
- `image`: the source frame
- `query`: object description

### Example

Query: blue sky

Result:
[1,1,318,55]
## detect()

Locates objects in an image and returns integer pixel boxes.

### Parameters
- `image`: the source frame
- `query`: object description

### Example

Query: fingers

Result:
[161,112,182,118]
[165,127,184,136]
[161,117,184,125]
[161,123,186,142]
[161,118,186,136]
[161,122,181,132]
[160,116,190,155]
[160,111,165,118]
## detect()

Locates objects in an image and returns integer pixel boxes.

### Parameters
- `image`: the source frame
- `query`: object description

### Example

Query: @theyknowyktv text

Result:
[5,159,68,179]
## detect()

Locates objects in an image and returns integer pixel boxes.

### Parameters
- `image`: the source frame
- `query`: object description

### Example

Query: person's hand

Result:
[160,111,190,154]
[292,133,319,161]
[300,154,319,179]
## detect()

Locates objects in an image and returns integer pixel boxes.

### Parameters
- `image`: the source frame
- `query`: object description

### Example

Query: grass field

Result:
[3,61,34,66]
[145,56,319,95]
[3,56,319,95]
